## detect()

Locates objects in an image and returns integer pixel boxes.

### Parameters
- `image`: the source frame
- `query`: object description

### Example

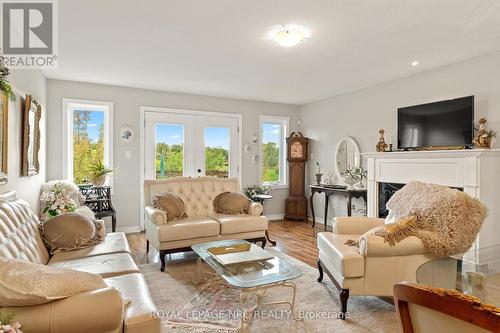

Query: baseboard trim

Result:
[115,226,142,234]
[308,216,333,226]
[266,213,285,221]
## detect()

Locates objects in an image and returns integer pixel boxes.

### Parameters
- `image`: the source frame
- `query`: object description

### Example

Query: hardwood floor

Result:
[126,219,331,268]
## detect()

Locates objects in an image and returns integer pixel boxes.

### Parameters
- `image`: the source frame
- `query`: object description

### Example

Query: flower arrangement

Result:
[0,310,22,333]
[342,167,367,189]
[40,182,77,219]
[0,65,16,102]
[243,185,271,200]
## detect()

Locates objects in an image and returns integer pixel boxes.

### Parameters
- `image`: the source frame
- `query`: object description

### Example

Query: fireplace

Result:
[378,182,463,218]
[378,182,405,218]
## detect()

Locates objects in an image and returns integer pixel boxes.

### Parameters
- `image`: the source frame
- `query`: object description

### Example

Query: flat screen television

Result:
[397,96,474,150]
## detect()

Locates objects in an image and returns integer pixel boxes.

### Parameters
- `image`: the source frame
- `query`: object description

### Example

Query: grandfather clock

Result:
[285,132,309,220]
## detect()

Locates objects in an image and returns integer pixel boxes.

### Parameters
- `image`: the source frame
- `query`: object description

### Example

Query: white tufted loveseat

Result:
[144,177,269,271]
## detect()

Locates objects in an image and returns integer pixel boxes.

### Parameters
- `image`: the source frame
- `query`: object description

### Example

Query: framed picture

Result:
[0,91,8,184]
[22,94,42,176]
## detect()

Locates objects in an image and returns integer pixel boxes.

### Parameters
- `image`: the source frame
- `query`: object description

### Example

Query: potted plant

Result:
[315,161,323,185]
[0,65,16,102]
[0,310,22,332]
[88,160,113,187]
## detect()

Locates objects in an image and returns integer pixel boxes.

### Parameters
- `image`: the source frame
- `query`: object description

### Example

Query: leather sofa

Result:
[0,191,161,333]
[317,216,437,319]
[144,177,269,271]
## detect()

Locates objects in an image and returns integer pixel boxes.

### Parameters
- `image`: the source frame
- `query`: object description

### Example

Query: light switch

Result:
[125,150,132,158]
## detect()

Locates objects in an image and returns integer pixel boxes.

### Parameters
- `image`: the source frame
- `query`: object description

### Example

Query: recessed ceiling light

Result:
[268,24,311,47]
[411,61,419,67]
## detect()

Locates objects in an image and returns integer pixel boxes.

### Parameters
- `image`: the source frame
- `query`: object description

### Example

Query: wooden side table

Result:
[309,185,367,230]
[251,194,277,246]
[79,185,117,232]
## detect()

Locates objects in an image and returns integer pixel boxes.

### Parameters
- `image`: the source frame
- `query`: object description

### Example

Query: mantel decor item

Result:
[376,129,389,152]
[473,118,497,149]
[88,160,113,186]
[22,94,42,176]
[0,90,8,185]
[315,162,323,185]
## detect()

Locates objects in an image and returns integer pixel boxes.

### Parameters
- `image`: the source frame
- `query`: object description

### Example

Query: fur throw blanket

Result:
[372,181,486,257]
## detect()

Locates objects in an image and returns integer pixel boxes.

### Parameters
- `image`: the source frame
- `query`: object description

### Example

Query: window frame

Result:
[62,98,114,186]
[259,115,289,188]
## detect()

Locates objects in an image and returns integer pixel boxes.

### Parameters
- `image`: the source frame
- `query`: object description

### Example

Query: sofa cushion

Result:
[208,212,268,235]
[105,273,160,333]
[152,192,187,221]
[48,252,139,278]
[158,217,220,242]
[39,213,104,255]
[213,192,250,215]
[49,232,131,263]
[317,232,365,278]
[0,257,106,306]
[0,197,50,265]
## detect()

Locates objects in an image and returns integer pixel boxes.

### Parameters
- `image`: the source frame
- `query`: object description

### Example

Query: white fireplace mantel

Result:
[362,149,500,249]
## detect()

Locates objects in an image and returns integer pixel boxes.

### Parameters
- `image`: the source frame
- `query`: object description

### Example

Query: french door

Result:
[144,111,239,180]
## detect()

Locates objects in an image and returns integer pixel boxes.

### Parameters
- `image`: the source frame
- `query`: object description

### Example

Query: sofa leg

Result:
[260,237,267,249]
[339,289,349,320]
[317,259,324,282]
[146,240,150,253]
[159,250,167,272]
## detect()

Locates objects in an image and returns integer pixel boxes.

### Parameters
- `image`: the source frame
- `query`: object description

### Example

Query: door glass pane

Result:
[156,124,184,179]
[262,122,281,184]
[205,127,229,178]
[72,110,105,183]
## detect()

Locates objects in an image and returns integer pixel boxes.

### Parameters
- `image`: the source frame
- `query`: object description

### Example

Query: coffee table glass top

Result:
[192,239,302,289]
[416,244,500,305]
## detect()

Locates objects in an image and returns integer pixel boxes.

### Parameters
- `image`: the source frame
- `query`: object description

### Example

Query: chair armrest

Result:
[333,217,385,235]
[359,234,430,257]
[247,202,263,216]
[145,205,168,226]
[7,288,123,333]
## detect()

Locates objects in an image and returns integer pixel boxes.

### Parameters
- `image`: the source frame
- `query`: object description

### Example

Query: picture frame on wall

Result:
[22,94,42,176]
[0,91,8,184]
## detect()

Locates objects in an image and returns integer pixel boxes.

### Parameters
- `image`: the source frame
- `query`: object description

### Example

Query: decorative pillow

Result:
[39,213,104,255]
[0,257,107,306]
[213,192,250,215]
[152,192,187,221]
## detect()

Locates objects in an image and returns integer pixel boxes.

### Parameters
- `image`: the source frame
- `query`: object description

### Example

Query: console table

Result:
[79,186,117,232]
[309,185,367,230]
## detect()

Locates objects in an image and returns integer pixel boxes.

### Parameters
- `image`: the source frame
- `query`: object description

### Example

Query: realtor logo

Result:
[0,0,58,68]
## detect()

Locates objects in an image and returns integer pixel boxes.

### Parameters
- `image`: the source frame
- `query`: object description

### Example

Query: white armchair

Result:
[317,216,436,319]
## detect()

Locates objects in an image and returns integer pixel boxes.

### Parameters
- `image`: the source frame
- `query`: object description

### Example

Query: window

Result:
[260,116,289,186]
[63,99,113,184]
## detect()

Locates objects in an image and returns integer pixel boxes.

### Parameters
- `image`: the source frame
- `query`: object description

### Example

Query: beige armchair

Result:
[317,217,436,319]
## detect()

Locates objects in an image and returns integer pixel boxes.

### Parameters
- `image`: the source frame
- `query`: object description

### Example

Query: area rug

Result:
[140,250,399,332]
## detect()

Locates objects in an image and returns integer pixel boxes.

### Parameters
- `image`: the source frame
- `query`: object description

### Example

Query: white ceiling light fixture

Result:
[411,60,420,67]
[268,24,311,47]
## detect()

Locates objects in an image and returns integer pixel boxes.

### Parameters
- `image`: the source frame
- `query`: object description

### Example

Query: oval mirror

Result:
[334,137,361,182]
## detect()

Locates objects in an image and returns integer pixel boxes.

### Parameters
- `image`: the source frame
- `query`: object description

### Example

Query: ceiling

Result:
[44,0,500,105]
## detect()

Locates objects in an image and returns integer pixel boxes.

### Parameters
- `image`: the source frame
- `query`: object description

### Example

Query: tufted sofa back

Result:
[144,177,241,217]
[0,192,50,265]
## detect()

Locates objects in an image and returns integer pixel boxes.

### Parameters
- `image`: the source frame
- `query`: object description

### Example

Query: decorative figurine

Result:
[376,129,389,152]
[473,118,497,149]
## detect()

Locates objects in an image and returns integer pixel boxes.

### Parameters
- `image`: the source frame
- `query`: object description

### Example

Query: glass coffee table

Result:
[191,239,303,332]
[416,244,500,306]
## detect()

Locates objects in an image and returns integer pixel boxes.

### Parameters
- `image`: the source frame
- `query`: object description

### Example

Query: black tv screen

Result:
[398,96,474,149]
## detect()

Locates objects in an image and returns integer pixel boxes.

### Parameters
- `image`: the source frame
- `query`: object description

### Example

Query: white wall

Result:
[300,51,500,223]
[0,70,47,210]
[46,80,299,231]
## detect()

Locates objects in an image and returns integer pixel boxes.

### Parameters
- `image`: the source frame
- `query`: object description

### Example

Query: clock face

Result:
[290,142,303,158]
